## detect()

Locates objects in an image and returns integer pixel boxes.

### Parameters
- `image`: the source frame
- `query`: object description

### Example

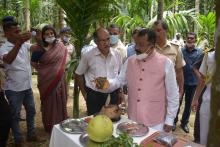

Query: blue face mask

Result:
[110,35,119,45]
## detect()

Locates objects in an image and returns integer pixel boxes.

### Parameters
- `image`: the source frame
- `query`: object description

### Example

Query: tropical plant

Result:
[197,12,216,48]
[56,0,117,118]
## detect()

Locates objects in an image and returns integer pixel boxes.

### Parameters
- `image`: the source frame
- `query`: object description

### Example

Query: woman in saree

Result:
[33,25,68,133]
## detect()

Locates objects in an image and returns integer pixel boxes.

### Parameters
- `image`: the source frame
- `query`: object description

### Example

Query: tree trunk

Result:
[23,0,30,31]
[3,0,7,9]
[194,0,200,33]
[207,1,220,146]
[59,8,66,29]
[73,80,80,118]
[157,0,164,20]
[195,0,200,15]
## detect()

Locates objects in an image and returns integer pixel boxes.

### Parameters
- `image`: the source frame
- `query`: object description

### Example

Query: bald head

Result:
[93,28,110,56]
[93,28,109,43]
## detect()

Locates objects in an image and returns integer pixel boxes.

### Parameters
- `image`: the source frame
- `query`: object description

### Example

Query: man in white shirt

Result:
[0,19,39,147]
[75,28,123,115]
[108,24,127,62]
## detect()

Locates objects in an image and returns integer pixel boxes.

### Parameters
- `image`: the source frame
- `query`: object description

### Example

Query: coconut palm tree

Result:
[207,1,220,146]
[56,0,117,118]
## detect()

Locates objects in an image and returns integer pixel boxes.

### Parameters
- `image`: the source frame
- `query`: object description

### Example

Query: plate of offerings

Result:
[116,122,149,137]
[60,119,88,134]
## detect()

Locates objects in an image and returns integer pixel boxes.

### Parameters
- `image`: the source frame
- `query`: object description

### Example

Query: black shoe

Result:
[172,123,176,131]
[180,124,189,133]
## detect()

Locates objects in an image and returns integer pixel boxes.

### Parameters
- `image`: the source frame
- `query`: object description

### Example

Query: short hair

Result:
[2,16,16,24]
[153,20,168,31]
[187,32,197,39]
[132,27,142,36]
[108,24,120,31]
[93,28,108,43]
[41,25,57,46]
[2,21,18,32]
[138,28,157,45]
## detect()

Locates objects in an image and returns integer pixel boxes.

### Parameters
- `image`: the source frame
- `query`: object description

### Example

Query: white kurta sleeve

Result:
[108,59,128,92]
[164,59,179,126]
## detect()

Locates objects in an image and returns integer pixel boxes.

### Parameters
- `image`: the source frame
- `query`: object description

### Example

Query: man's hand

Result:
[93,77,109,90]
[117,91,124,105]
[191,99,199,112]
[16,32,31,46]
[163,124,173,132]
[81,90,87,101]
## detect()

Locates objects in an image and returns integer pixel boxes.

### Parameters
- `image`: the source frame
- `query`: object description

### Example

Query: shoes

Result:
[27,133,46,142]
[180,124,189,133]
[172,123,176,131]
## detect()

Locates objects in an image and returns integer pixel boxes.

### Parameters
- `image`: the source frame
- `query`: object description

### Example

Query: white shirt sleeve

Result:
[164,59,179,126]
[108,59,128,92]
[199,54,207,76]
[25,42,32,51]
[75,54,88,75]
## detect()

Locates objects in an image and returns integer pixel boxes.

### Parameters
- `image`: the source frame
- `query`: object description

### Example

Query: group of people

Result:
[0,15,216,147]
[0,16,75,147]
[76,20,215,145]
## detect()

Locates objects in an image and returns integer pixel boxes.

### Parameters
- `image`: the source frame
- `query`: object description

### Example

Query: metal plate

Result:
[60,119,88,134]
[116,122,149,137]
[79,133,89,146]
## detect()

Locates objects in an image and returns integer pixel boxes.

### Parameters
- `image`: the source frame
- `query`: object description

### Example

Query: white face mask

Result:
[63,36,71,43]
[110,35,119,45]
[135,45,153,61]
[31,31,36,37]
[136,53,149,60]
[45,37,56,44]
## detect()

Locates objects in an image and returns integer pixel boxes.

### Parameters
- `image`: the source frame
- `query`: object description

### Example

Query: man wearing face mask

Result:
[108,24,127,62]
[174,32,203,133]
[108,28,179,132]
[59,27,76,63]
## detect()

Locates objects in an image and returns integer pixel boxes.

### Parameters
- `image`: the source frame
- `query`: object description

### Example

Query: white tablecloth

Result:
[49,116,157,147]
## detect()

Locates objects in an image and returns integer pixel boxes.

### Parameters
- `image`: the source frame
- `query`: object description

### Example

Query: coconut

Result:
[87,115,113,142]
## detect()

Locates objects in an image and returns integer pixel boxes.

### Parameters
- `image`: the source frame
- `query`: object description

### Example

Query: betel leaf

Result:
[101,133,142,147]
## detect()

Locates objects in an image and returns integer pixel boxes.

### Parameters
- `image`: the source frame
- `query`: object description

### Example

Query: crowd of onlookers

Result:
[0,15,216,147]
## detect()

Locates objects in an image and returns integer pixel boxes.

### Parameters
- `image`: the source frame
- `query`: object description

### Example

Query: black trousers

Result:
[85,87,119,115]
[174,85,197,126]
[0,92,11,147]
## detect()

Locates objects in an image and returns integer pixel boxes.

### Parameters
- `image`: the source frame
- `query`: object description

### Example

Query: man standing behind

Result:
[75,28,122,115]
[175,32,203,133]
[108,24,127,62]
[153,21,185,130]
[109,28,179,132]
[0,19,39,147]
[59,27,76,63]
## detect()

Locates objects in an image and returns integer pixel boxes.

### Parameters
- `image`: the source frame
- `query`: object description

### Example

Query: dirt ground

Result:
[6,75,196,147]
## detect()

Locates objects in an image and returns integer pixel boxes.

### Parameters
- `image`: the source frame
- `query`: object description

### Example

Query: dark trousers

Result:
[174,85,197,126]
[194,86,206,143]
[0,92,11,147]
[86,87,119,115]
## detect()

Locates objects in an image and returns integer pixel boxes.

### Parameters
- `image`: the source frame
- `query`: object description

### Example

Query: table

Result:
[49,116,157,147]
